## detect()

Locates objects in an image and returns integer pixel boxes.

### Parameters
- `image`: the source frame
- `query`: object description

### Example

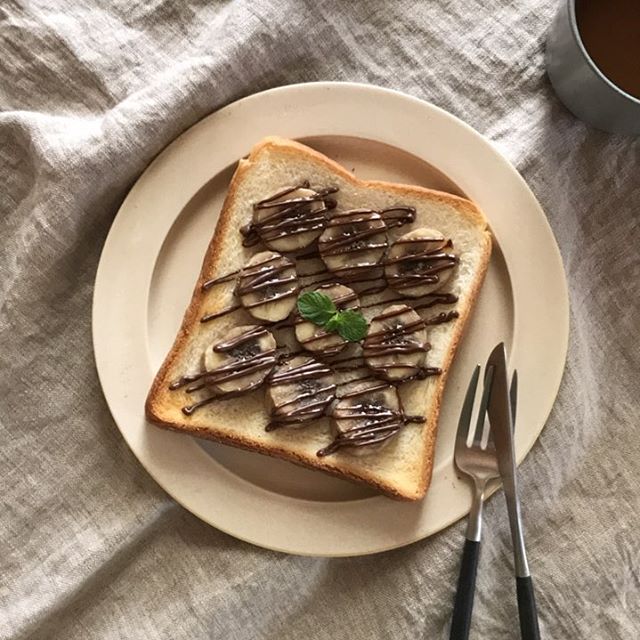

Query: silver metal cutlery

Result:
[450,343,539,640]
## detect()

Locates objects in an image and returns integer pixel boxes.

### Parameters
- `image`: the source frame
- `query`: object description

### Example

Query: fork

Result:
[449,366,517,640]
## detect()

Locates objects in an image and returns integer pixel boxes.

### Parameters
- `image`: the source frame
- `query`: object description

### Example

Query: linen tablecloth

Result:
[1,1,639,638]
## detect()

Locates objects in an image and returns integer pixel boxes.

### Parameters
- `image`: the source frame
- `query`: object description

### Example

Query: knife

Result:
[486,343,540,640]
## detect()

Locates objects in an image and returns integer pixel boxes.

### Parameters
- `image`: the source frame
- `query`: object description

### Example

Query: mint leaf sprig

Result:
[297,291,368,342]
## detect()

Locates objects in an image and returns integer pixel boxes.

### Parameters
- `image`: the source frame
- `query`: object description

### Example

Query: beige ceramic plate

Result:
[93,82,568,556]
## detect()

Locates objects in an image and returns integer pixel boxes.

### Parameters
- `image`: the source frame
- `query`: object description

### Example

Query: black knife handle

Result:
[516,575,540,640]
[449,539,480,640]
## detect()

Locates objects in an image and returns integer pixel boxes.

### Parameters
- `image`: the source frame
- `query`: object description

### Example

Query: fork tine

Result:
[472,364,495,445]
[455,365,480,452]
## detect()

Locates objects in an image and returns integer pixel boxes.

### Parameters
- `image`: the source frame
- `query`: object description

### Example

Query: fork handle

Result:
[516,576,540,640]
[449,539,480,640]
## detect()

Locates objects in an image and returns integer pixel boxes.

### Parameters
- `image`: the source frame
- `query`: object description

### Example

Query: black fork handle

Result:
[516,575,540,640]
[449,539,481,640]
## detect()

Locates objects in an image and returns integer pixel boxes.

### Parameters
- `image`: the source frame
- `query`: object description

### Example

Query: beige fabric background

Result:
[1,1,639,638]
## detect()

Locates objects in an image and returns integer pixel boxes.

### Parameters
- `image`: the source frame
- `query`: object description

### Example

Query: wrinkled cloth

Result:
[1,1,639,638]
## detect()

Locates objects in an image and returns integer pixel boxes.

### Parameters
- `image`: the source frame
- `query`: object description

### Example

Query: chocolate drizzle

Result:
[199,288,459,325]
[317,209,388,288]
[241,182,338,247]
[266,358,336,430]
[202,270,237,292]
[361,305,429,382]
[309,267,386,292]
[182,389,247,415]
[385,238,458,290]
[317,412,404,456]
[379,206,416,228]
[317,384,424,457]
[201,253,298,322]
[214,325,269,351]
[319,209,388,258]
[201,304,241,323]
[169,183,466,457]
[365,329,426,355]
[237,252,299,310]
[177,326,277,415]
[202,353,274,386]
[169,371,209,391]
[426,310,459,325]
[360,291,458,311]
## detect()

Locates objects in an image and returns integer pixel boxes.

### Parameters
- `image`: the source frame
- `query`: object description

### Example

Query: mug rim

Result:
[568,0,640,106]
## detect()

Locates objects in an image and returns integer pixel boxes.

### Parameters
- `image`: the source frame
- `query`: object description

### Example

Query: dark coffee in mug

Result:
[575,0,640,99]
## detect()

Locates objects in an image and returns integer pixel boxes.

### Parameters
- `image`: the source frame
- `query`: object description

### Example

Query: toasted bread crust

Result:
[146,136,492,500]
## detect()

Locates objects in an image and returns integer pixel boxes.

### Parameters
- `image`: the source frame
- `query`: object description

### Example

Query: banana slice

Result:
[237,251,299,322]
[251,184,336,252]
[384,228,458,297]
[203,325,277,394]
[318,381,404,457]
[363,304,427,381]
[266,355,336,429]
[295,283,359,357]
[318,209,388,281]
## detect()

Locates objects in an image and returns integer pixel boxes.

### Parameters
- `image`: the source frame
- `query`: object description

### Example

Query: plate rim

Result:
[92,81,569,556]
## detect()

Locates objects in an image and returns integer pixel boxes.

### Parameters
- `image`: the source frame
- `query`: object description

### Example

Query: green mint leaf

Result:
[298,291,368,342]
[336,309,368,342]
[297,291,337,326]
[324,313,342,332]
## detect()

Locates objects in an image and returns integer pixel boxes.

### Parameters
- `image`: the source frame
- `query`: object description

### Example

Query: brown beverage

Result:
[575,0,640,99]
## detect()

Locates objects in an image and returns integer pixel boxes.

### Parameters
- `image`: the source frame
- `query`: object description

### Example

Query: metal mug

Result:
[545,0,640,136]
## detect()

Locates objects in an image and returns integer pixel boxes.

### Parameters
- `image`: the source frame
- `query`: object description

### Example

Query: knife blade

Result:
[486,343,540,640]
[486,343,524,570]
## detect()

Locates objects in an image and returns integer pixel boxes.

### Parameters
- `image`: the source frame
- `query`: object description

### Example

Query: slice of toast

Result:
[146,136,491,500]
